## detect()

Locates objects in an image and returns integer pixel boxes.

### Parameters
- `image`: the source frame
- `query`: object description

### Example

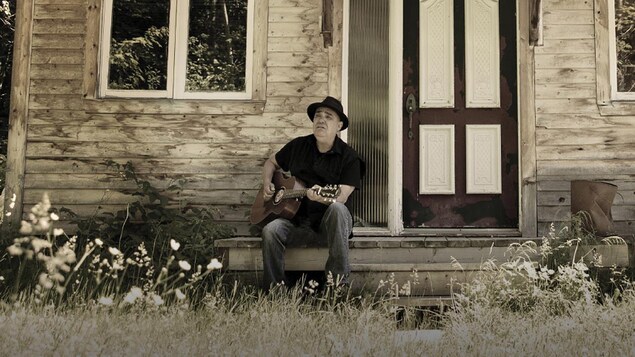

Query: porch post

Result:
[2,0,33,232]
[388,0,403,235]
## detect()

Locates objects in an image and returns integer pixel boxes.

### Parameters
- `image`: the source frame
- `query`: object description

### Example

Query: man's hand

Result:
[263,182,276,202]
[307,185,334,205]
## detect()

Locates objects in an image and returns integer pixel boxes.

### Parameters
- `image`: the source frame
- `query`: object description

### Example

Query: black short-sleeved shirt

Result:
[275,134,364,229]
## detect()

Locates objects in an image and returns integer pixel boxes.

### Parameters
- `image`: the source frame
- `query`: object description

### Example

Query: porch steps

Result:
[214,236,541,297]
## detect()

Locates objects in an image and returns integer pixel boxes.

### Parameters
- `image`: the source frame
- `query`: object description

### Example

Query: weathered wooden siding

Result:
[23,0,340,235]
[535,0,634,237]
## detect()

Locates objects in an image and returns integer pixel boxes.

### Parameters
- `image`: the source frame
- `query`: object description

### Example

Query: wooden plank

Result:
[3,0,34,228]
[328,0,343,99]
[264,96,323,112]
[26,141,278,159]
[539,206,635,221]
[50,204,251,222]
[268,37,323,52]
[83,98,266,115]
[542,10,593,24]
[535,68,595,84]
[267,52,329,67]
[537,160,635,176]
[24,173,261,190]
[266,82,328,97]
[269,0,315,7]
[267,67,328,82]
[84,0,100,99]
[594,0,611,106]
[27,125,308,144]
[30,64,83,80]
[36,0,86,3]
[534,53,595,68]
[269,7,320,22]
[31,49,84,64]
[539,222,634,237]
[536,128,635,146]
[536,113,635,129]
[542,0,593,10]
[32,34,84,49]
[535,83,595,98]
[30,95,83,110]
[536,98,599,113]
[32,19,84,34]
[543,24,594,39]
[268,22,320,37]
[537,144,635,160]
[26,158,264,175]
[538,190,635,206]
[538,180,635,191]
[29,110,310,128]
[251,0,267,101]
[34,4,86,19]
[30,79,82,95]
[534,39,594,54]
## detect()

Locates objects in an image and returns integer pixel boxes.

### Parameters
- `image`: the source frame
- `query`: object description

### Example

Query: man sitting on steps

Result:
[259,96,364,290]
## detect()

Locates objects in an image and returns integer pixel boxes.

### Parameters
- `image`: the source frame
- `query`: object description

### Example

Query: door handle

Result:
[406,93,417,140]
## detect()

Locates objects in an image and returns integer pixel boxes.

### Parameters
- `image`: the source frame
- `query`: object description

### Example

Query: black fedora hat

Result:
[307,96,349,131]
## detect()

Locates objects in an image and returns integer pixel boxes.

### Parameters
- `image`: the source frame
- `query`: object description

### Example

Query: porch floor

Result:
[214,236,541,298]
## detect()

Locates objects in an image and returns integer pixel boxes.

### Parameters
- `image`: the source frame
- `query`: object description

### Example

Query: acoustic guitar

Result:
[250,171,341,227]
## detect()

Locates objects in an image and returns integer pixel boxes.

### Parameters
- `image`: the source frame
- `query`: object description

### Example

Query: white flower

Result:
[206,258,223,271]
[150,293,164,306]
[123,287,143,304]
[98,296,114,306]
[94,238,104,247]
[31,238,52,253]
[169,239,180,251]
[108,247,122,256]
[18,221,33,235]
[178,260,191,271]
[53,228,64,237]
[175,288,186,300]
[50,212,59,221]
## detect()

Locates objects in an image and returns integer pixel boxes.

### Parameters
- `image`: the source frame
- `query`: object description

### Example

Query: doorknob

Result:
[406,93,417,140]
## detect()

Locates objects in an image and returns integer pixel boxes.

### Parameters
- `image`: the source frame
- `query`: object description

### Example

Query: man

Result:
[260,96,364,289]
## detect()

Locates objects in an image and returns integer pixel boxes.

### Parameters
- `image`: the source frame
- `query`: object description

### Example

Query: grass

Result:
[1,287,635,356]
[1,195,634,356]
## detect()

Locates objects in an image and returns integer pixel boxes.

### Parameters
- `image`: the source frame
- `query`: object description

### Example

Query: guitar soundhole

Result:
[273,188,285,205]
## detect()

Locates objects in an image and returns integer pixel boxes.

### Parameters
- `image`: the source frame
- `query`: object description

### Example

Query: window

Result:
[611,0,635,99]
[99,0,254,100]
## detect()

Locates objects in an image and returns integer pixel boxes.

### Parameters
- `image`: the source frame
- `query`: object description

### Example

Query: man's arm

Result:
[262,154,280,201]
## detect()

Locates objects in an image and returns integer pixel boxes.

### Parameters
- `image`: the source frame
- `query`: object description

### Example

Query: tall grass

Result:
[1,195,634,355]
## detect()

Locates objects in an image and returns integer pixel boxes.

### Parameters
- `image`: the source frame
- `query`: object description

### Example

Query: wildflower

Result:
[178,260,191,271]
[53,228,64,237]
[50,212,59,221]
[150,293,164,306]
[123,287,143,304]
[19,221,33,235]
[7,244,23,256]
[175,288,186,300]
[170,239,181,251]
[206,258,223,271]
[94,238,104,247]
[31,238,52,253]
[108,247,122,256]
[98,296,114,306]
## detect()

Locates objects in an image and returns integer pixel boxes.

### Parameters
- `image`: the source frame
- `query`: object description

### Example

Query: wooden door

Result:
[403,0,518,228]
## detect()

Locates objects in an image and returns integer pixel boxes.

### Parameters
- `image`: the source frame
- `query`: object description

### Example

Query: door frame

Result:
[342,0,537,237]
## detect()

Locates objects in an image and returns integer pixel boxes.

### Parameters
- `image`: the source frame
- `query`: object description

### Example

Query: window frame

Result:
[98,0,255,100]
[595,0,635,114]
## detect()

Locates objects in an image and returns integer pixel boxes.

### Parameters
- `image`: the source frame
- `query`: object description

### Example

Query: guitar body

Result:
[250,171,305,227]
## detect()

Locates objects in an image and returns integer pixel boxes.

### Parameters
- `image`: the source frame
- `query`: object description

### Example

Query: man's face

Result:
[312,106,342,140]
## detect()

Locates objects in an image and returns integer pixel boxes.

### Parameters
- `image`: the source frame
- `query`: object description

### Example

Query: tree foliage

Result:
[108,0,247,93]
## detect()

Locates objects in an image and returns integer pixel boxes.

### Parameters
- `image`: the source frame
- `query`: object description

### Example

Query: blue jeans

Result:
[261,202,352,289]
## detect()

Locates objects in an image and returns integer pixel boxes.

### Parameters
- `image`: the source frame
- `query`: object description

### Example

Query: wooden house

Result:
[4,0,634,296]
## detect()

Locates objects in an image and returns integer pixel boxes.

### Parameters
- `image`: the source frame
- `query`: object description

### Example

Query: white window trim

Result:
[608,0,635,101]
[99,0,253,100]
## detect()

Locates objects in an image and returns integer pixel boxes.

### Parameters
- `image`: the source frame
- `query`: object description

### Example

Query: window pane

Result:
[186,0,248,92]
[108,0,170,90]
[616,0,635,92]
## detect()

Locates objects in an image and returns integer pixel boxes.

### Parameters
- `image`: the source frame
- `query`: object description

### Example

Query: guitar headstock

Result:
[315,184,341,202]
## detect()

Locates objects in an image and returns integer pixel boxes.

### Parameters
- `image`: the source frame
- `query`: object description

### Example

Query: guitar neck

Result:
[282,189,310,200]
